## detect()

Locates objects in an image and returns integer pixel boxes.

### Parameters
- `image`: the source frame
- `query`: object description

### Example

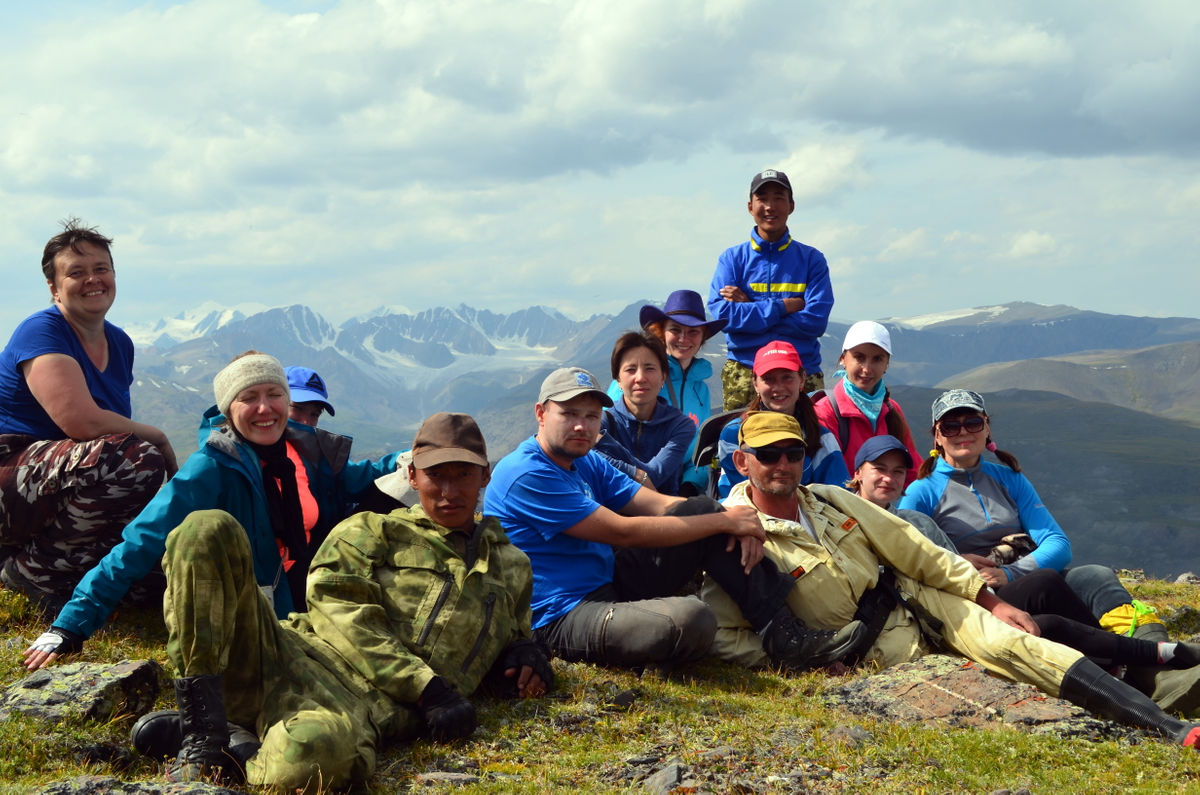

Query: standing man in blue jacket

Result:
[708,169,834,410]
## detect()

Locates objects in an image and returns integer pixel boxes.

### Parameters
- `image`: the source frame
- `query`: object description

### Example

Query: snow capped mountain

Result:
[123,301,273,348]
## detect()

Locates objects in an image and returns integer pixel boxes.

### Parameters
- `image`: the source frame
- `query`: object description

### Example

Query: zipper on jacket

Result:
[964,471,993,524]
[460,592,497,674]
[417,571,455,646]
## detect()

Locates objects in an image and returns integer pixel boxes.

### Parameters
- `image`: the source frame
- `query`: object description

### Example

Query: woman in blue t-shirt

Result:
[0,220,175,608]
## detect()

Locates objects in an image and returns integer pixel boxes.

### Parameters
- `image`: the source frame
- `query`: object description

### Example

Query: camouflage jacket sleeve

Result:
[303,507,534,705]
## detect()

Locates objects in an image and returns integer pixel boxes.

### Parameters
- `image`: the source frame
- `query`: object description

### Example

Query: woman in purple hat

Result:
[606,290,726,495]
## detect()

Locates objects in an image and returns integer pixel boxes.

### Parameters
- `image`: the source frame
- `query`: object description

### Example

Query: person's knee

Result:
[165,510,248,567]
[1064,564,1134,616]
[248,710,367,792]
[664,495,724,517]
[614,598,716,664]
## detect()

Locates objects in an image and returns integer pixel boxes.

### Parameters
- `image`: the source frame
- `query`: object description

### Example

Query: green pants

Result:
[163,510,386,791]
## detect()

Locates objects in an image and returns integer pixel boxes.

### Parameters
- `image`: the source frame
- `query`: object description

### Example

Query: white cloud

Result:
[0,0,1197,338]
[879,228,930,260]
[1006,230,1059,260]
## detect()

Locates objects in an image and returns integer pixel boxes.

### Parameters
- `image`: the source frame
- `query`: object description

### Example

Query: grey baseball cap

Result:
[931,389,987,424]
[537,367,613,407]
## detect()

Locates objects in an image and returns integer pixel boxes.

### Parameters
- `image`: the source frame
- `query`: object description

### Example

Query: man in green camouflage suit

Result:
[145,412,552,789]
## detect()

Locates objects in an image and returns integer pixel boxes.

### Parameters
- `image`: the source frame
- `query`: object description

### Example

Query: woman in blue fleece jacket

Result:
[595,331,696,495]
[605,290,725,495]
[898,388,1165,639]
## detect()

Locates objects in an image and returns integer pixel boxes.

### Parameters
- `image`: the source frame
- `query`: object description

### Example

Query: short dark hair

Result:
[610,331,669,380]
[41,217,113,281]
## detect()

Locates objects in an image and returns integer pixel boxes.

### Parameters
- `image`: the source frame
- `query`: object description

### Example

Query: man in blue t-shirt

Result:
[484,366,865,671]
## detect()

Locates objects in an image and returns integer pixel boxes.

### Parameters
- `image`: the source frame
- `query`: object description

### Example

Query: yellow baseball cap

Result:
[738,411,805,447]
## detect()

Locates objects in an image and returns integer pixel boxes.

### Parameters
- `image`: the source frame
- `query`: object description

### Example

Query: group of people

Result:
[1,184,1198,790]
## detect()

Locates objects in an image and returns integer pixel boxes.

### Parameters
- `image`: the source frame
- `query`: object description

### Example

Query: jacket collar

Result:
[749,226,793,253]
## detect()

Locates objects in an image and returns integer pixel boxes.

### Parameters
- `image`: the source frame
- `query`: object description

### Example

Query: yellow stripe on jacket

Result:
[748,282,807,293]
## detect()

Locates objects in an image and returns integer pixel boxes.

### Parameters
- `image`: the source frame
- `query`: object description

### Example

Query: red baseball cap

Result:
[752,340,804,376]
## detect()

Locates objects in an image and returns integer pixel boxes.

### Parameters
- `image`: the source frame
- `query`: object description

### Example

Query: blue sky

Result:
[3,0,1197,337]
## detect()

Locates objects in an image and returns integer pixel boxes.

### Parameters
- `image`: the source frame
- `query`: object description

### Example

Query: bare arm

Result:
[561,501,765,549]
[23,354,178,474]
[976,588,1040,635]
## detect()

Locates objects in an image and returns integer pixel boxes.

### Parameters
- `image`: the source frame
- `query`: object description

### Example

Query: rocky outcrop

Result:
[0,659,160,723]
[34,776,244,795]
[825,654,1144,742]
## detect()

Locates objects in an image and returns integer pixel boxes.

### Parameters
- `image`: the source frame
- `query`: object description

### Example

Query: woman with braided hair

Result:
[898,390,1200,717]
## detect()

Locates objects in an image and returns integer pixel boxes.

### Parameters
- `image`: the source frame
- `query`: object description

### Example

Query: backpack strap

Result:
[664,373,680,409]
[829,395,850,450]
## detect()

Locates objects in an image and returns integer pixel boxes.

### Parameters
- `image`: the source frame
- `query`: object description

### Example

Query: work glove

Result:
[486,638,554,698]
[418,677,476,742]
[28,627,85,657]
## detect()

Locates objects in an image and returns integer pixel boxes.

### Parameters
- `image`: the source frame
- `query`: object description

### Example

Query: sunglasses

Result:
[743,445,807,464]
[938,415,986,437]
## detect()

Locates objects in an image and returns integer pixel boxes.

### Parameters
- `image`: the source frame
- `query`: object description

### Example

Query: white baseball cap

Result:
[841,321,892,355]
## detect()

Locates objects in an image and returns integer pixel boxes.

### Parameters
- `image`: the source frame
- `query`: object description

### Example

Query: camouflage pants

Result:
[720,360,825,411]
[163,510,388,791]
[0,432,166,598]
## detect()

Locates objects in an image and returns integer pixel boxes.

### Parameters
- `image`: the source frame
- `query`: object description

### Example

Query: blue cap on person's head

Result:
[638,290,726,341]
[285,366,335,416]
[854,435,912,471]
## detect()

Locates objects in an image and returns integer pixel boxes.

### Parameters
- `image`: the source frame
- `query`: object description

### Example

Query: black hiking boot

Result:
[132,708,259,765]
[164,675,245,784]
[760,606,867,671]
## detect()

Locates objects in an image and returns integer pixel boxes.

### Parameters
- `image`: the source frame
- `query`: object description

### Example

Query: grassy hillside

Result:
[941,340,1200,428]
[2,578,1200,793]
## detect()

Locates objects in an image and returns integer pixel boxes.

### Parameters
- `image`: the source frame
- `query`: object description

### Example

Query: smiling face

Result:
[535,394,605,468]
[409,461,489,532]
[48,241,116,322]
[618,344,665,419]
[229,382,290,445]
[854,450,909,508]
[754,367,803,414]
[935,409,990,469]
[839,343,889,393]
[663,321,703,368]
[747,184,794,242]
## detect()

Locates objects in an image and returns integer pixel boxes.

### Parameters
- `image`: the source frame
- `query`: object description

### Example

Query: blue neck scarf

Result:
[843,377,886,428]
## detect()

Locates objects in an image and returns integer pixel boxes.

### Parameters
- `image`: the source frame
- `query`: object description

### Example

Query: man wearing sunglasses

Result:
[484,367,866,673]
[700,410,1200,748]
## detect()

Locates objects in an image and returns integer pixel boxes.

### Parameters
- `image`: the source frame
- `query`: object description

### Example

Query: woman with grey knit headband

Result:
[22,350,402,672]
